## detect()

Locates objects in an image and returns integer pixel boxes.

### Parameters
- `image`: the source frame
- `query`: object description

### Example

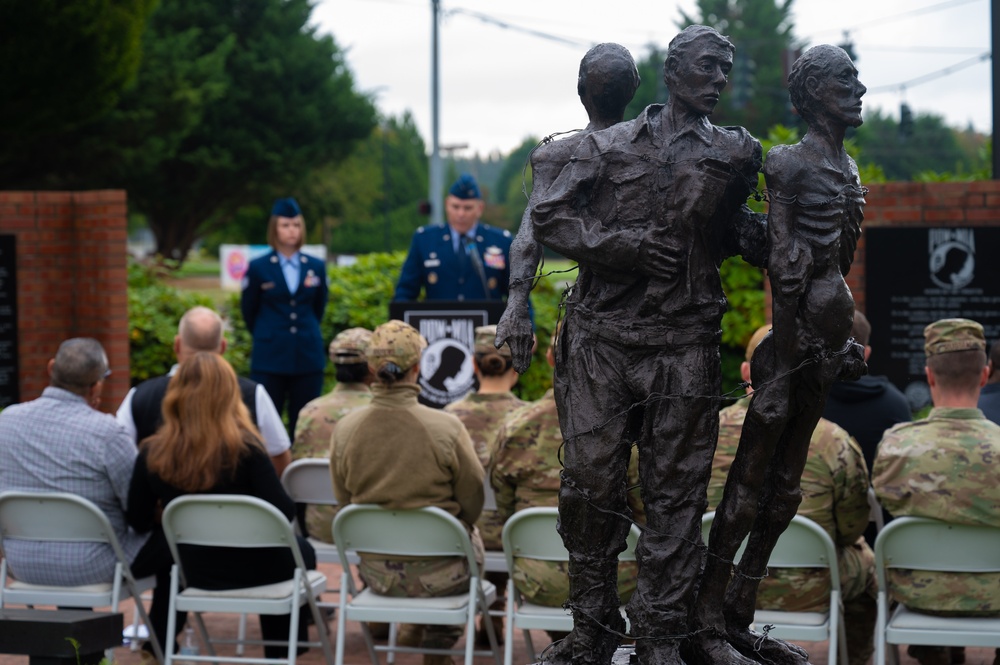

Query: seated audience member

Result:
[491,333,644,615]
[977,338,1000,425]
[292,327,374,542]
[444,325,526,644]
[330,320,484,665]
[709,326,876,665]
[822,310,912,473]
[118,306,292,475]
[444,325,526,550]
[0,338,175,659]
[873,318,1000,665]
[127,352,316,659]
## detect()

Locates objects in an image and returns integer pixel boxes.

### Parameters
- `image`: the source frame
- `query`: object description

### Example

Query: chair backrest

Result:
[867,486,885,533]
[332,504,481,577]
[0,491,125,558]
[702,512,841,589]
[874,516,1000,590]
[501,507,641,573]
[161,494,308,575]
[280,458,338,506]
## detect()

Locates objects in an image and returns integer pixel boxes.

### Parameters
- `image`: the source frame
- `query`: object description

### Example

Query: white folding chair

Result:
[500,507,640,665]
[332,503,501,665]
[702,512,848,665]
[280,458,360,566]
[868,486,886,533]
[0,491,163,663]
[874,516,1000,665]
[160,494,334,665]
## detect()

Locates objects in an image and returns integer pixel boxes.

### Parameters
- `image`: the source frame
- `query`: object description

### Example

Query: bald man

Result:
[116,306,292,475]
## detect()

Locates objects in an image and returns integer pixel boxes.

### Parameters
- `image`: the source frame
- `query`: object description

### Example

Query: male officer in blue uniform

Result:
[394,174,515,302]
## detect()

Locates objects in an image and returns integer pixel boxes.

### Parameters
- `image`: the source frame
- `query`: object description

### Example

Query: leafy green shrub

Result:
[222,251,564,401]
[127,261,212,384]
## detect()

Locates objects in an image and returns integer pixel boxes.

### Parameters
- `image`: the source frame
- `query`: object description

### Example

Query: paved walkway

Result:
[1,560,996,664]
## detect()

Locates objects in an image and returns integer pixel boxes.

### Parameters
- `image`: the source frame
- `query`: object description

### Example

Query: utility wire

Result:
[808,0,984,38]
[444,7,594,48]
[865,51,991,93]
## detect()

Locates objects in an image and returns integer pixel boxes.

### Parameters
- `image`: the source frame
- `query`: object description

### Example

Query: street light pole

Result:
[429,0,444,225]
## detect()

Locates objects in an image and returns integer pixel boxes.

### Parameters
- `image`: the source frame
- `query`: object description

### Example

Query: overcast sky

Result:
[312,0,992,156]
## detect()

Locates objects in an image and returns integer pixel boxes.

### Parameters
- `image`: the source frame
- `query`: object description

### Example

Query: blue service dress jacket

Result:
[241,250,328,375]
[393,223,514,301]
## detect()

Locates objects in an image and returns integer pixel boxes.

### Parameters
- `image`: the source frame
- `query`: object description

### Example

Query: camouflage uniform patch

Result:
[492,389,644,607]
[873,407,1000,616]
[292,384,372,543]
[358,529,485,647]
[445,391,526,549]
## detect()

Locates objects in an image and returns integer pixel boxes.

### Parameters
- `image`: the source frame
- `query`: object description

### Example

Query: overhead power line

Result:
[865,51,991,93]
[444,7,594,48]
[808,0,984,37]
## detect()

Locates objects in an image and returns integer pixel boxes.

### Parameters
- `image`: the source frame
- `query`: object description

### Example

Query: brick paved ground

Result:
[1,560,996,665]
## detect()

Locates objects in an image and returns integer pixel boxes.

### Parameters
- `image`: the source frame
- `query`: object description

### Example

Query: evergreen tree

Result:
[0,0,157,182]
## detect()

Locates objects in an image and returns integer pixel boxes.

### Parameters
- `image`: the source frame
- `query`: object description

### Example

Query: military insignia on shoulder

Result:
[483,246,506,270]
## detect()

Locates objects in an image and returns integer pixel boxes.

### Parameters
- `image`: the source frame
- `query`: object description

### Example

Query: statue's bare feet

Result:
[540,632,574,664]
[726,626,812,665]
[683,631,758,665]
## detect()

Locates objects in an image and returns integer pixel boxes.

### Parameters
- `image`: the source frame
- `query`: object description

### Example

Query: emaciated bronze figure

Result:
[691,44,868,665]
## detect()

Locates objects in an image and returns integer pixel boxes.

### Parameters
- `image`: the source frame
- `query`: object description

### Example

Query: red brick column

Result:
[0,190,129,411]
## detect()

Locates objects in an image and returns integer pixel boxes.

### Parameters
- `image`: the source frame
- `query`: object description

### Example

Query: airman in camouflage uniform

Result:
[444,326,526,550]
[331,320,485,659]
[873,319,1000,618]
[293,327,373,543]
[492,383,645,608]
[709,325,876,665]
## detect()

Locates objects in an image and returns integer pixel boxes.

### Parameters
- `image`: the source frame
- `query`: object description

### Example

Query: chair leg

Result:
[875,592,887,665]
[288,569,303,665]
[235,613,247,656]
[504,580,515,665]
[478,585,501,665]
[303,576,336,665]
[387,623,397,665]
[464,577,478,665]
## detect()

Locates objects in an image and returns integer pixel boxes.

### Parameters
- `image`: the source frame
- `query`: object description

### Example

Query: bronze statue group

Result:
[497,25,869,665]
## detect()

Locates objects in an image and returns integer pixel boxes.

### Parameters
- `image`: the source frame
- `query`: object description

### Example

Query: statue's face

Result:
[668,40,733,116]
[811,52,866,128]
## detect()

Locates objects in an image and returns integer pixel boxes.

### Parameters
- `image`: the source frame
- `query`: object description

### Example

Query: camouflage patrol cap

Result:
[328,327,373,365]
[923,318,986,357]
[474,325,512,358]
[745,325,772,361]
[368,320,427,371]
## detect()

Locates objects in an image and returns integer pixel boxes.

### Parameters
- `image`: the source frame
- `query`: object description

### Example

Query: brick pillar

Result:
[0,190,129,411]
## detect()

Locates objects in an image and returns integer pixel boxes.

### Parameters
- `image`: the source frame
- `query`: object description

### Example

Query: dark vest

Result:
[130,373,260,443]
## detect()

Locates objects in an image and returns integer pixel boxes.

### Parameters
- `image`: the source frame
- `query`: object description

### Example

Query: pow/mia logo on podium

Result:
[388,300,506,408]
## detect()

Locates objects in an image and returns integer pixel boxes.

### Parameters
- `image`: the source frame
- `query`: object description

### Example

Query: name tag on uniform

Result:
[483,246,506,270]
[424,259,441,268]
[261,281,276,290]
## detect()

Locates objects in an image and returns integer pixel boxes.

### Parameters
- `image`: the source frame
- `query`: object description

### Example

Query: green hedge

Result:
[127,261,213,384]
[130,252,762,403]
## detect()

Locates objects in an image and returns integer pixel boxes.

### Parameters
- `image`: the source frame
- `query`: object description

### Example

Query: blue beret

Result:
[271,197,302,218]
[448,174,481,200]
